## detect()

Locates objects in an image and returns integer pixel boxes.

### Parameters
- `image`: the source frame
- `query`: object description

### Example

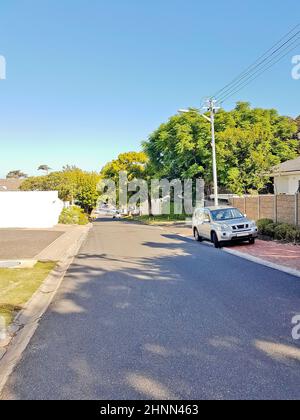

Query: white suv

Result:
[192,206,258,248]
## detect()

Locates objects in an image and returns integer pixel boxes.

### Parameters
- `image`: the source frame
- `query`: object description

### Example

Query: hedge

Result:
[257,218,300,243]
[59,206,89,225]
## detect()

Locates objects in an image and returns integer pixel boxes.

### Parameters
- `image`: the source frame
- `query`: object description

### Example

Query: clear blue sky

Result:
[0,0,299,178]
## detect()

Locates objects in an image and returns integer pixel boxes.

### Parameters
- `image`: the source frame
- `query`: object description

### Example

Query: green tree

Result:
[21,168,100,213]
[295,115,300,135]
[21,172,74,201]
[38,165,51,175]
[100,151,148,183]
[6,170,28,179]
[143,103,299,194]
[100,151,149,209]
[75,171,101,213]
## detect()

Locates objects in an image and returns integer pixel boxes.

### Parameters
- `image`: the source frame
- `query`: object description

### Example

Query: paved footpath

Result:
[227,240,300,272]
[2,219,300,400]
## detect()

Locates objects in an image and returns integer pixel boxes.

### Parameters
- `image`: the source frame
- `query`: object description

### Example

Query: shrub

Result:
[264,223,280,239]
[286,227,300,243]
[257,218,300,243]
[59,206,89,225]
[274,224,294,241]
[256,219,274,235]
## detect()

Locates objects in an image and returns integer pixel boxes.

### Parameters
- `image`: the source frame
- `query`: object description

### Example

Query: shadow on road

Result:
[3,222,300,400]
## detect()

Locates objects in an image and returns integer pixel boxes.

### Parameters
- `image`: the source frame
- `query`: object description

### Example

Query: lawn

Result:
[0,262,56,326]
[127,214,188,225]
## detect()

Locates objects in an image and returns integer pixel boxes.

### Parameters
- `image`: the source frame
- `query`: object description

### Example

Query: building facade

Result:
[272,156,300,194]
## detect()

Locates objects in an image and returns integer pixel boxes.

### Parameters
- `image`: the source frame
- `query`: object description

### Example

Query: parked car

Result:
[192,206,258,248]
[112,210,122,219]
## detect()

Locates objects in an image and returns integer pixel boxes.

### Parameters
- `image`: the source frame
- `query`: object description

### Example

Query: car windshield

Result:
[210,208,244,221]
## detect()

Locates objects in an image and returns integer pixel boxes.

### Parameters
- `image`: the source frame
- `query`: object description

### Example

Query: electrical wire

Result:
[211,23,300,103]
[218,39,300,103]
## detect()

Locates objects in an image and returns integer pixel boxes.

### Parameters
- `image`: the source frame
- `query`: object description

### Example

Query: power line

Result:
[217,35,300,102]
[215,29,300,100]
[217,39,300,103]
[213,23,300,98]
[212,23,300,100]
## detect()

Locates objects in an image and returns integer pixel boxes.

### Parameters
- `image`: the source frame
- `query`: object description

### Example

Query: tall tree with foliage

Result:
[143,102,299,194]
[6,170,28,179]
[100,152,148,183]
[21,167,100,213]
[295,115,300,136]
[100,151,149,208]
[38,165,51,175]
[75,171,101,213]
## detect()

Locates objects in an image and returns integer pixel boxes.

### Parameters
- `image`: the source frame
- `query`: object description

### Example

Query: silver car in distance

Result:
[192,206,258,248]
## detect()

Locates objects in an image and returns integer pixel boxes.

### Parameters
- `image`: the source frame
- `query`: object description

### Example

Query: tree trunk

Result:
[148,192,153,216]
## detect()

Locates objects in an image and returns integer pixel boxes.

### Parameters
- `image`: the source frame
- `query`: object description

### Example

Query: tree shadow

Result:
[3,223,300,400]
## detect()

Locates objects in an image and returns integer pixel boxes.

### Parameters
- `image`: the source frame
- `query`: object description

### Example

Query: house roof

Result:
[272,156,300,174]
[0,179,23,191]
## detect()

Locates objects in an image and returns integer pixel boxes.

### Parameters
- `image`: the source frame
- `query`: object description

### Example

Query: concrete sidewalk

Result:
[0,223,91,387]
[0,229,64,260]
[0,224,90,263]
[37,225,91,262]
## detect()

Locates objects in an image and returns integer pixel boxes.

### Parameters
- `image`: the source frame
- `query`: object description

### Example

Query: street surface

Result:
[2,219,300,400]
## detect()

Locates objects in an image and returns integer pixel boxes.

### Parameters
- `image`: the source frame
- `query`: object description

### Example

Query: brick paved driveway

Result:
[228,240,300,271]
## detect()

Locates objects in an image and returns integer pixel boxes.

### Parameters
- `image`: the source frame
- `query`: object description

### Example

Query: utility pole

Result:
[203,98,220,207]
[179,98,220,207]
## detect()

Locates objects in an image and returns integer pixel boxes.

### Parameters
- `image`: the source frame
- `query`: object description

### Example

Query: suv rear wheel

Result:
[194,228,203,242]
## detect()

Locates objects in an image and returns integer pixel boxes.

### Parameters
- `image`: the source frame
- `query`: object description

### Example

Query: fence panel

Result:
[229,194,300,226]
[245,196,259,221]
[259,196,275,220]
[276,195,296,225]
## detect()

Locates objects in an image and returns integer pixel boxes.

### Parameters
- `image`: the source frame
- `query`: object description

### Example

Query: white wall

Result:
[0,191,63,228]
[274,175,300,194]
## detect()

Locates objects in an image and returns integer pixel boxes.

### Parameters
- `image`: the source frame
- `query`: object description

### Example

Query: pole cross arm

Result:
[201,114,211,123]
[178,109,211,123]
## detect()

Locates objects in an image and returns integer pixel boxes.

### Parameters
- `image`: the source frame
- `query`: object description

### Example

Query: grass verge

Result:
[0,261,56,326]
[126,214,189,225]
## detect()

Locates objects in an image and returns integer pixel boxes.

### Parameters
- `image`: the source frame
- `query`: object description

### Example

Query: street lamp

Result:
[179,99,220,207]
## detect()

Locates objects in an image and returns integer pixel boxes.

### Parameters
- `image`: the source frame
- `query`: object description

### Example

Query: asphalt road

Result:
[2,219,300,400]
